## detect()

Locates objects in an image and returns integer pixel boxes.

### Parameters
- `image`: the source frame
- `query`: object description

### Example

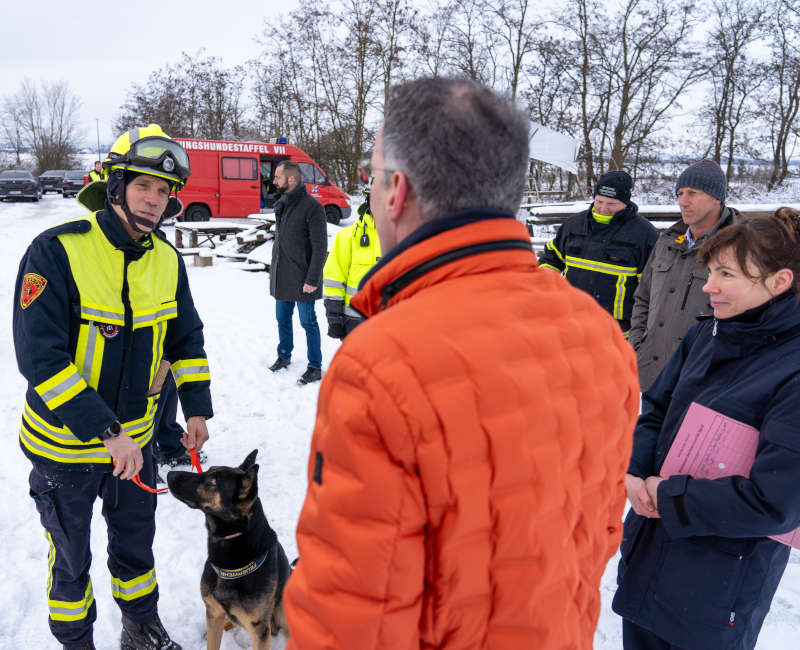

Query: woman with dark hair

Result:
[612,208,800,650]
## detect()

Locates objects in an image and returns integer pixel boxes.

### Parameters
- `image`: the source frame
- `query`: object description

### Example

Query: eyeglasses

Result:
[362,163,396,180]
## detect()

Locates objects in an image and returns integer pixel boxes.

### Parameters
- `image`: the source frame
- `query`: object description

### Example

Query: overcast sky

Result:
[1,0,298,150]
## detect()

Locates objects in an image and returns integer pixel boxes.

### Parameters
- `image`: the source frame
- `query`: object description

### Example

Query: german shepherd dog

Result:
[167,450,291,650]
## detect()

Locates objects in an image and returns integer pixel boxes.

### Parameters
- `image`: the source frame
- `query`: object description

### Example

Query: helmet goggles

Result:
[108,136,190,189]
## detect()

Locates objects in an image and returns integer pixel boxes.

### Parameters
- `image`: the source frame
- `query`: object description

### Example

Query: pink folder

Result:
[660,401,800,549]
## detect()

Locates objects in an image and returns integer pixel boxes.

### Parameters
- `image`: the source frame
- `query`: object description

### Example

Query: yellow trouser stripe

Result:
[45,532,95,621]
[111,569,157,601]
[35,366,88,410]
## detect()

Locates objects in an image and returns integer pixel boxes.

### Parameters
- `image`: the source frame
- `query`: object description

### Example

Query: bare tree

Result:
[445,0,499,86]
[489,0,539,100]
[17,79,82,172]
[115,64,188,135]
[602,0,703,172]
[1,94,26,166]
[557,0,703,185]
[375,0,418,106]
[523,31,580,136]
[413,0,456,78]
[115,51,246,140]
[252,0,383,190]
[762,3,800,190]
[704,0,766,180]
[557,0,610,188]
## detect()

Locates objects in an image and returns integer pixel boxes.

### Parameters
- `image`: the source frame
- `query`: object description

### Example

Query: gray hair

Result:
[381,77,529,221]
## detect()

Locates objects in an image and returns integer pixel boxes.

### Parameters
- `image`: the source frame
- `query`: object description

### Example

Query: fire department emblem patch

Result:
[20,273,47,309]
[99,324,120,339]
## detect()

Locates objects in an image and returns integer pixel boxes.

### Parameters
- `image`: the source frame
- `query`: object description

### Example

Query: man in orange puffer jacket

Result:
[284,77,640,650]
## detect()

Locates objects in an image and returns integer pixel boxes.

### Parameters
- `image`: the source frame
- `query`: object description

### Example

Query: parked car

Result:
[39,170,67,194]
[62,170,86,198]
[0,170,42,202]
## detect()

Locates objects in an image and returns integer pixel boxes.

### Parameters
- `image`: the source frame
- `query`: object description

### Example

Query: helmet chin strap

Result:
[122,202,154,234]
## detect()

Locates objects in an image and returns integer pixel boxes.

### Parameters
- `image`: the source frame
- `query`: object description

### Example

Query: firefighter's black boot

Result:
[120,613,181,650]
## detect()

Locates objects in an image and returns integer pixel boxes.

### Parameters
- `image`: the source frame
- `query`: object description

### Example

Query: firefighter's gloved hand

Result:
[327,321,346,340]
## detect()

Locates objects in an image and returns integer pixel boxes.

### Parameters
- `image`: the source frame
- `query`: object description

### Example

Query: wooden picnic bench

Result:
[174,219,272,249]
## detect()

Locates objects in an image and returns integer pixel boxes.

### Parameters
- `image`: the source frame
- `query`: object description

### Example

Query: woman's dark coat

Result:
[613,292,800,650]
[269,183,327,302]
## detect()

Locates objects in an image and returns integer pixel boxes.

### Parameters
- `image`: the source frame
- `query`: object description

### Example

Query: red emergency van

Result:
[173,138,351,223]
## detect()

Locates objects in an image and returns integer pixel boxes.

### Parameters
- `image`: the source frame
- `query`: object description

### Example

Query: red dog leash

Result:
[116,448,204,494]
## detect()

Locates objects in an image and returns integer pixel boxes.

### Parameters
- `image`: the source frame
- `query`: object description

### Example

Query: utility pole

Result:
[96,118,101,163]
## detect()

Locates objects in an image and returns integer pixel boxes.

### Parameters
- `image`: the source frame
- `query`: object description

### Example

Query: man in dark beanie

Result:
[539,170,658,333]
[629,158,738,389]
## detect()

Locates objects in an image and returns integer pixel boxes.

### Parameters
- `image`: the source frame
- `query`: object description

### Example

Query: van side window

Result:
[296,162,328,184]
[221,157,258,180]
[297,162,317,185]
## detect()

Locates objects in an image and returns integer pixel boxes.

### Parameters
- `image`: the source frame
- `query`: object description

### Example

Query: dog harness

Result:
[210,550,269,580]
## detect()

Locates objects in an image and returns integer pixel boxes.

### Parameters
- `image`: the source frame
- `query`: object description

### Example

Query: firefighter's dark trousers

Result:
[28,444,159,647]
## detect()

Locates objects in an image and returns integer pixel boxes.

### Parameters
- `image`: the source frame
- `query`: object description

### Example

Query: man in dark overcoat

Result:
[268,161,328,384]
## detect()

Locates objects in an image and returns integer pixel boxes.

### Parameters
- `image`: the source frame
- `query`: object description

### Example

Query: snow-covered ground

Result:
[1,195,800,649]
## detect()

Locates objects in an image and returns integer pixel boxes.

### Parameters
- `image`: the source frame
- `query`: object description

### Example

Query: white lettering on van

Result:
[274,146,285,155]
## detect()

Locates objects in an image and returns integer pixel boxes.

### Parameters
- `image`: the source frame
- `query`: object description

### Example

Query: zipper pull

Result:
[379,284,397,310]
[713,319,718,336]
[729,611,735,627]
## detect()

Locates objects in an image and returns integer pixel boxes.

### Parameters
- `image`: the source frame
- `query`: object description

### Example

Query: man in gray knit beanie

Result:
[672,159,728,245]
[628,158,737,390]
[674,158,727,202]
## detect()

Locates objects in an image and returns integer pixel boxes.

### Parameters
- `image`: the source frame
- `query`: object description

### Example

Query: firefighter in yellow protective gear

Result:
[323,188,381,339]
[87,160,107,182]
[13,124,211,650]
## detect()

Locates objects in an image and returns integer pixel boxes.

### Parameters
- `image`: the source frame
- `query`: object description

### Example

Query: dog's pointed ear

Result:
[240,449,258,470]
[237,464,259,503]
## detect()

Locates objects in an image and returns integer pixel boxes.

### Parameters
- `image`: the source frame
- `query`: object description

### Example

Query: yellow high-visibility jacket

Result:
[323,211,381,325]
[13,208,212,468]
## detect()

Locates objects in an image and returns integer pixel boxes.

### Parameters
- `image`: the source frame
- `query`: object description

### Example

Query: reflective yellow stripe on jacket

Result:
[172,358,211,388]
[35,365,88,410]
[564,255,639,320]
[20,399,157,464]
